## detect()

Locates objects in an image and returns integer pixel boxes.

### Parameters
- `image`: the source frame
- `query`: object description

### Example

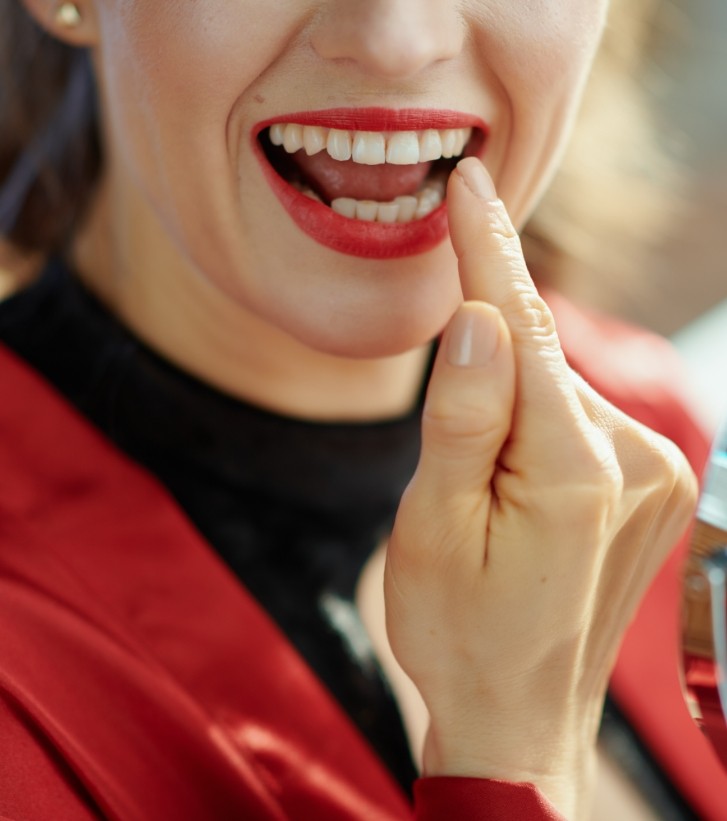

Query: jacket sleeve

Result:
[0,695,100,821]
[413,777,565,820]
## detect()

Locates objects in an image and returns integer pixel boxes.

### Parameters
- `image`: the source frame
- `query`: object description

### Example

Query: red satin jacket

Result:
[0,293,723,820]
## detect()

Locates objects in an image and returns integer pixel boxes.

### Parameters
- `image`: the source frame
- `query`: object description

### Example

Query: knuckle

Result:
[654,437,698,507]
[486,200,520,241]
[501,288,559,345]
[643,433,692,495]
[639,439,699,537]
[617,426,698,524]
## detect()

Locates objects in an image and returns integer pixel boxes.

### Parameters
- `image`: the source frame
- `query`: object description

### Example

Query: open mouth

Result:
[262,123,476,221]
[253,108,487,258]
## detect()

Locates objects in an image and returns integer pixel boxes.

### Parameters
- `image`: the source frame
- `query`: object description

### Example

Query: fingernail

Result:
[446,305,499,367]
[456,157,497,200]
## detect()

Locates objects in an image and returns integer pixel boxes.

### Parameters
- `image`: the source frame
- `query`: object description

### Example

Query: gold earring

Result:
[55,2,82,28]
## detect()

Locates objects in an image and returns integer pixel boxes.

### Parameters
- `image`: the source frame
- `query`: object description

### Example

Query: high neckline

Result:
[0,256,427,514]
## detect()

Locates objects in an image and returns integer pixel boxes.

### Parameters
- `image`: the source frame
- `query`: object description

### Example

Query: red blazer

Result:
[0,294,721,820]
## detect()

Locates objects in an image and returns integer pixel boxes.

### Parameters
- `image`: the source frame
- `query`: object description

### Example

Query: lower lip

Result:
[256,157,450,259]
[252,119,457,258]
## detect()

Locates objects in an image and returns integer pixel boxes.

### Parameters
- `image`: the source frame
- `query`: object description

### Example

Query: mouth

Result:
[253,108,487,259]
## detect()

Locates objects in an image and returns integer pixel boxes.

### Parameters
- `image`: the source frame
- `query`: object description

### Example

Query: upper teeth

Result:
[269,123,472,165]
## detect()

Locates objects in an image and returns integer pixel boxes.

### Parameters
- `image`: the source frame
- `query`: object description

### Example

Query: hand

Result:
[384,158,698,817]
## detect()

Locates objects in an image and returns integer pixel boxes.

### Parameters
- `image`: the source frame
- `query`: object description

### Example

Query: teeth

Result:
[330,185,444,224]
[269,123,472,164]
[386,131,421,165]
[415,188,441,219]
[440,129,458,158]
[282,124,304,154]
[326,128,352,161]
[352,131,386,165]
[330,197,357,219]
[269,123,286,146]
[301,187,322,202]
[395,195,418,222]
[276,123,459,223]
[453,128,468,157]
[376,202,400,223]
[303,125,327,156]
[419,129,443,162]
[356,201,379,222]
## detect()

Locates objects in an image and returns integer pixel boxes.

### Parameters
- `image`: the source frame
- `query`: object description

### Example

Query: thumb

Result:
[414,300,515,511]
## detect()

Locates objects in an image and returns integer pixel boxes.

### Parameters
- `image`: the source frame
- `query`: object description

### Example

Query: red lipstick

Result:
[252,108,488,260]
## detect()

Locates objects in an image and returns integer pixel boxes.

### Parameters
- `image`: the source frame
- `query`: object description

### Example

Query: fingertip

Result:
[454,157,498,201]
[447,160,515,254]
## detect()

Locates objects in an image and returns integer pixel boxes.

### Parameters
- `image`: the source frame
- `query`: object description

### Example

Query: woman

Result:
[0,1,714,819]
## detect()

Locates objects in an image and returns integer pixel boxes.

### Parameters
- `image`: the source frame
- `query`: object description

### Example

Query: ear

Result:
[21,0,99,47]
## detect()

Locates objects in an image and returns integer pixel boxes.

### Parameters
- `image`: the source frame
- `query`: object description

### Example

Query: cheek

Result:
[472,0,608,220]
[97,2,297,110]
[476,0,607,100]
[93,2,301,237]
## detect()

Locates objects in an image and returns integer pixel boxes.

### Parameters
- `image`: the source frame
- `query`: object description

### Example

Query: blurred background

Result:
[649,0,727,435]
[525,0,727,435]
[636,0,727,336]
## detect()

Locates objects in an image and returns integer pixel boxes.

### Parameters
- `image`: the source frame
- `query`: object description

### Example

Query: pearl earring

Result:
[55,2,82,28]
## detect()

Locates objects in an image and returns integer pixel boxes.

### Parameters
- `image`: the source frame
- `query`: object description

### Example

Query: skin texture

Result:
[21,0,698,816]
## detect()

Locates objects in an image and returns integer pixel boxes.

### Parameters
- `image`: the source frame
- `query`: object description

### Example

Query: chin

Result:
[192,192,463,360]
[269,277,462,360]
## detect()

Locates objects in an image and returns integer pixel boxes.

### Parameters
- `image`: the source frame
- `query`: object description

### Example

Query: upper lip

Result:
[252,107,489,139]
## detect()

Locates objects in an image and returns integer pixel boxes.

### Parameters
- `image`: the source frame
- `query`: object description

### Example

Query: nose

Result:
[310,0,464,81]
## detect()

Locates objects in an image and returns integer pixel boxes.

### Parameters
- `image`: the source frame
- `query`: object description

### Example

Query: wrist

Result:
[421,711,599,819]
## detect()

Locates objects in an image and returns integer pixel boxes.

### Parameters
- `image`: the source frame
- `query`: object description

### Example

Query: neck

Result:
[71,178,431,423]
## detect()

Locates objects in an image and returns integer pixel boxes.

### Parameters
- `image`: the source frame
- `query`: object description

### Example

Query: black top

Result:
[0,257,421,790]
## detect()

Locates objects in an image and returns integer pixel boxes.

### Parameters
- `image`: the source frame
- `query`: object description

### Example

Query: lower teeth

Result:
[296,182,445,223]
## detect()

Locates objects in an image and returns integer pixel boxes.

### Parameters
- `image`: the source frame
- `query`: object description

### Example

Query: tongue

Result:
[292,150,433,202]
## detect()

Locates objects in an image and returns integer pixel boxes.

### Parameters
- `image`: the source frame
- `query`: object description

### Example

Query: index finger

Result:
[447,158,595,471]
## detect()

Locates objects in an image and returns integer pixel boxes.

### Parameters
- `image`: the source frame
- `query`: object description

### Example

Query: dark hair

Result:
[0,2,100,255]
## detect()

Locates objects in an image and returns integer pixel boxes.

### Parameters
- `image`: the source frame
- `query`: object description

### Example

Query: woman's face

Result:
[88,0,608,357]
